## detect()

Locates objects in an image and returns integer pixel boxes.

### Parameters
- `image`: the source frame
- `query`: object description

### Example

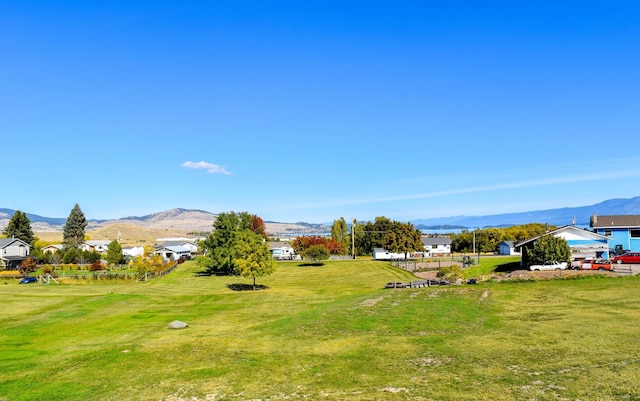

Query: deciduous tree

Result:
[63,204,88,249]
[529,235,571,266]
[198,211,275,280]
[19,256,37,274]
[302,244,330,264]
[233,230,276,290]
[330,217,349,255]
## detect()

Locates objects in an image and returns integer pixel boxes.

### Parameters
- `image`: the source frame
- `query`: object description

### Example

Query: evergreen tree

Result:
[3,210,34,245]
[105,240,123,265]
[63,204,88,249]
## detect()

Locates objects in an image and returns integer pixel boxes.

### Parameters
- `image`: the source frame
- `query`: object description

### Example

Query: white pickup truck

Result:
[529,261,568,271]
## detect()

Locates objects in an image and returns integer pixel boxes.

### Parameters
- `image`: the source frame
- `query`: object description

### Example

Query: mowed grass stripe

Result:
[0,259,639,400]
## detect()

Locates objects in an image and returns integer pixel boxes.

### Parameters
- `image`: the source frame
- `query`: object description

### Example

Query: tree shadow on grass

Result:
[297,262,325,267]
[195,270,231,277]
[493,261,522,273]
[227,283,269,291]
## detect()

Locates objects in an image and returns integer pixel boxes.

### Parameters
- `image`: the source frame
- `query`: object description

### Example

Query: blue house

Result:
[590,214,640,254]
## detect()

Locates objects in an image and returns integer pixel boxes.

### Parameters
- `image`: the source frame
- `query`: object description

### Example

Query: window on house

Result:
[432,245,437,249]
[630,229,640,238]
[604,229,612,237]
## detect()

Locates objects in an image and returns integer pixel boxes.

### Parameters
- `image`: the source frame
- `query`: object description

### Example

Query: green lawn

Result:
[1,259,639,400]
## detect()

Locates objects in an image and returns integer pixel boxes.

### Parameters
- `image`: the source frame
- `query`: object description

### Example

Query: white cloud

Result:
[181,161,232,175]
[267,168,640,211]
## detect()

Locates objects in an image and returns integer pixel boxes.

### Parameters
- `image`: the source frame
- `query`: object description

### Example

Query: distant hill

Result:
[0,207,330,237]
[3,196,640,236]
[412,196,640,229]
[0,208,67,226]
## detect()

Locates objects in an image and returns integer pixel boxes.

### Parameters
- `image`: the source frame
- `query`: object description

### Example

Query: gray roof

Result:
[515,225,609,248]
[421,237,451,246]
[591,214,640,229]
[0,238,30,249]
[501,241,515,247]
[155,245,190,253]
[160,240,197,247]
[269,241,292,249]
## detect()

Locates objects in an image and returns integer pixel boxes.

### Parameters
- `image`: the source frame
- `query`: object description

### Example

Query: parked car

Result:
[570,258,591,269]
[19,276,38,284]
[529,261,568,271]
[573,258,613,271]
[611,252,640,264]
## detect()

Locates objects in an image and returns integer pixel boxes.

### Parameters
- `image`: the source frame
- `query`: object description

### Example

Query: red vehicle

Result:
[612,252,640,264]
[577,259,613,271]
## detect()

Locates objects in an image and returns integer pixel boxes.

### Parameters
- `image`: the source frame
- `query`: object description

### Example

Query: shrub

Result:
[89,261,103,271]
[438,265,463,280]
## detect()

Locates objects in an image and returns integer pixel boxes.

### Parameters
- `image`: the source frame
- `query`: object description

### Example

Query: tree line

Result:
[449,223,555,254]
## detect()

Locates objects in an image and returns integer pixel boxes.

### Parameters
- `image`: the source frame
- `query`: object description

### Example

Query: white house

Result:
[153,245,191,261]
[81,240,111,254]
[268,241,297,260]
[158,240,199,256]
[0,238,31,270]
[122,246,145,258]
[421,237,452,256]
[41,244,64,254]
[373,248,406,260]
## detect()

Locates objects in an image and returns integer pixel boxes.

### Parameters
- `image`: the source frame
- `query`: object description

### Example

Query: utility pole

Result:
[351,218,356,259]
[473,229,476,254]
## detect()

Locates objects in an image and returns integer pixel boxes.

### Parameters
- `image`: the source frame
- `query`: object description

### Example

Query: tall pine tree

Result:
[63,204,88,249]
[3,210,34,245]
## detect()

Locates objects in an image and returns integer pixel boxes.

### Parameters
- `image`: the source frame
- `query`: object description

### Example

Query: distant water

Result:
[421,229,465,235]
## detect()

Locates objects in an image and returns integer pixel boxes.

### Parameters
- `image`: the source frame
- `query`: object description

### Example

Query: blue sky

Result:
[2,1,639,223]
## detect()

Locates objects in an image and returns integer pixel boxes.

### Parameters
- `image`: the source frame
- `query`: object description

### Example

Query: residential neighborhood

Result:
[6,212,640,272]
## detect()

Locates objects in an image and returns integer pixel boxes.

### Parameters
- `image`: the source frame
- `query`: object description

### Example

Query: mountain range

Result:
[2,196,640,234]
[411,196,640,229]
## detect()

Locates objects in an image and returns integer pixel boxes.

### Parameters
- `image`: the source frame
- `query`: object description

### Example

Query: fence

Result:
[613,265,634,275]
[139,262,179,281]
[390,258,464,272]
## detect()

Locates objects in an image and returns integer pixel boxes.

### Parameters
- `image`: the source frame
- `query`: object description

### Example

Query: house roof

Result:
[84,240,111,246]
[591,214,640,229]
[155,245,190,253]
[515,225,609,248]
[160,240,197,247]
[268,241,292,249]
[421,237,451,246]
[0,238,30,249]
[500,241,515,247]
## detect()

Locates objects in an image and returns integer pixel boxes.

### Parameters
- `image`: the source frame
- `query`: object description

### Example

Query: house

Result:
[421,237,451,256]
[499,241,520,255]
[0,238,31,270]
[153,245,191,261]
[81,240,111,254]
[515,225,609,267]
[122,246,145,258]
[158,240,199,256]
[590,213,640,254]
[41,244,64,254]
[373,248,406,260]
[268,241,297,260]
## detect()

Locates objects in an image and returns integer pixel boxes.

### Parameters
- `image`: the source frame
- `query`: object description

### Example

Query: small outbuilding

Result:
[499,241,520,255]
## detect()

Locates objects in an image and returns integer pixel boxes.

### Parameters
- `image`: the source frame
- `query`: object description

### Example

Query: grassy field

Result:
[1,259,639,400]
